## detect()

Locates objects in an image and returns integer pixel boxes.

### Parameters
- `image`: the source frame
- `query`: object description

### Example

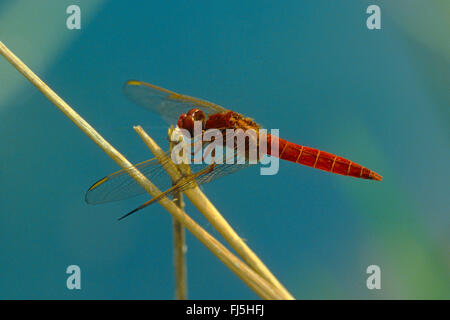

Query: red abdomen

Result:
[266,135,382,181]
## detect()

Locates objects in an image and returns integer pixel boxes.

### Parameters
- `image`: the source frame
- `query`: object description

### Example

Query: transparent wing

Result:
[85,152,173,204]
[184,162,253,188]
[85,148,254,205]
[123,80,229,124]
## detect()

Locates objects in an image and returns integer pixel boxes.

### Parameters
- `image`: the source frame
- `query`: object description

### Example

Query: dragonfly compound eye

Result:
[177,113,187,128]
[187,108,206,123]
[178,113,196,135]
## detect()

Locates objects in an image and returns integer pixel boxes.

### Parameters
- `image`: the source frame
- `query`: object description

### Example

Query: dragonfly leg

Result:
[190,133,206,157]
[202,142,217,163]
[118,182,183,220]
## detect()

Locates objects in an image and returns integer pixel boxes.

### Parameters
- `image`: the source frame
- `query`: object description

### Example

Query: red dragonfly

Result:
[86,80,382,219]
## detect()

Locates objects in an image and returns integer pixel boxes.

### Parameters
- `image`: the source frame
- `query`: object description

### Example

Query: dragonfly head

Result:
[177,108,206,136]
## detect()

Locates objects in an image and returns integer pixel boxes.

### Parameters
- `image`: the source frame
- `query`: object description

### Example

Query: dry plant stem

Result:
[169,129,188,300]
[172,201,187,300]
[0,41,284,300]
[134,127,294,300]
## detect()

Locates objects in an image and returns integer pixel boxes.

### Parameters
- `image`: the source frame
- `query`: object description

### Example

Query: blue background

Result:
[0,0,448,299]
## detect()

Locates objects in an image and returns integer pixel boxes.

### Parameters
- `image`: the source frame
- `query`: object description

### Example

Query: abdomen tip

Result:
[369,171,383,181]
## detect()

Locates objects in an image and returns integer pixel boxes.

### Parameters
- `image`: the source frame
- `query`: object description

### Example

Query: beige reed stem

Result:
[134,127,294,300]
[0,40,287,300]
[169,128,188,300]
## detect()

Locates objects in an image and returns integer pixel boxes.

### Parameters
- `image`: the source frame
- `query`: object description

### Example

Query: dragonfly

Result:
[85,80,382,219]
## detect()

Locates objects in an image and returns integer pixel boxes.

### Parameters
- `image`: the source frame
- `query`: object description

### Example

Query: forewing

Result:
[123,80,229,124]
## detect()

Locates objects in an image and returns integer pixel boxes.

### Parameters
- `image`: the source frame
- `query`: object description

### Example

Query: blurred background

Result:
[0,0,448,299]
